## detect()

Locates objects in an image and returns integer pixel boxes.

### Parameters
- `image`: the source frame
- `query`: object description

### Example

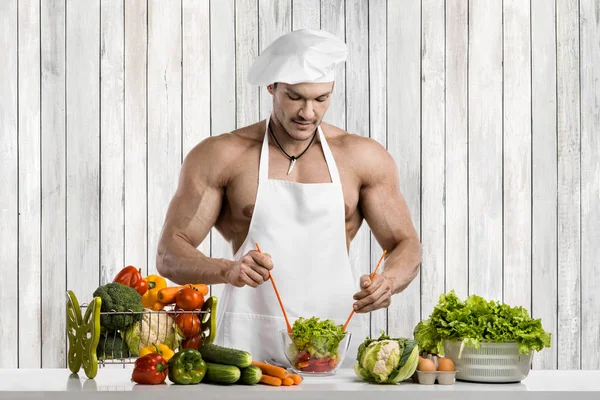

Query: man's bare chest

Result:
[222,143,361,225]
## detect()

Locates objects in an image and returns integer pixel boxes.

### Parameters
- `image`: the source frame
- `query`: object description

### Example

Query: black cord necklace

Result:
[268,119,318,175]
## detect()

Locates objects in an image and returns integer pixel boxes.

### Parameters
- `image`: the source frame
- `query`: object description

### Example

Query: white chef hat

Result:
[247,29,347,86]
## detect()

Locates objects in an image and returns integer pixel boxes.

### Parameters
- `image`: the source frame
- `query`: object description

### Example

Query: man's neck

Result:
[268,117,318,156]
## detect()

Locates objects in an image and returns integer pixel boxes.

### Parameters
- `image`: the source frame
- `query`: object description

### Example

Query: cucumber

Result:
[203,362,241,385]
[239,365,262,385]
[199,344,252,368]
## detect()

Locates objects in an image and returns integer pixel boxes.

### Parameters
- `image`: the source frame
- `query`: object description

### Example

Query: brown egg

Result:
[418,358,436,372]
[437,357,455,371]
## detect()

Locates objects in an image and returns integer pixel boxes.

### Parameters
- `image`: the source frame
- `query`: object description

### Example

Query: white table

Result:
[1,368,599,400]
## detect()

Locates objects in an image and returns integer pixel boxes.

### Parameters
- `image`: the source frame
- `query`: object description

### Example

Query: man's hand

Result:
[225,250,274,288]
[352,274,393,313]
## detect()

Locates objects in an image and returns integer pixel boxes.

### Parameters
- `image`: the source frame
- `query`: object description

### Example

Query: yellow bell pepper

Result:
[139,343,174,362]
[141,275,167,308]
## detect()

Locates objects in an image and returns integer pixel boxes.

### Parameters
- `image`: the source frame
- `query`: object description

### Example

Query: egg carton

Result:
[412,370,457,385]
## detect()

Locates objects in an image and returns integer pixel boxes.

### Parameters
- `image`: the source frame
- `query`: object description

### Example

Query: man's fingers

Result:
[244,267,266,285]
[353,284,390,312]
[241,274,259,288]
[250,262,271,281]
[360,275,371,289]
[250,251,274,270]
[353,276,383,300]
[356,296,392,313]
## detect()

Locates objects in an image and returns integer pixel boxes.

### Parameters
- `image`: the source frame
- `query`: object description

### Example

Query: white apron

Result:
[214,119,367,367]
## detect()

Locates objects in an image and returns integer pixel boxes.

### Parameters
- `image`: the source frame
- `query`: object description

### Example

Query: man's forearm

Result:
[381,237,422,294]
[156,234,233,285]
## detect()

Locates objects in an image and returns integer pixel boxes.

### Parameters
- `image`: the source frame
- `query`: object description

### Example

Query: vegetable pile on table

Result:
[131,343,304,386]
[413,290,552,356]
[91,266,305,387]
[92,265,210,360]
[288,317,346,373]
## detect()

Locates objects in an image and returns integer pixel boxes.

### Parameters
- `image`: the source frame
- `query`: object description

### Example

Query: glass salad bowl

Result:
[280,328,352,376]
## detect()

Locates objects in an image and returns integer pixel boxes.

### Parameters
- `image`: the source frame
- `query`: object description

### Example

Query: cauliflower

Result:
[354,332,420,384]
[122,310,183,356]
[371,340,400,375]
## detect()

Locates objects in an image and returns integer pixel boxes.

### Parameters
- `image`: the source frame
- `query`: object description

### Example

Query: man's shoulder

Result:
[186,121,264,163]
[323,123,388,161]
[323,123,397,186]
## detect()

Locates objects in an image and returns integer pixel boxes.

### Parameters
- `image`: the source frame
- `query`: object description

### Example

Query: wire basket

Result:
[66,289,217,379]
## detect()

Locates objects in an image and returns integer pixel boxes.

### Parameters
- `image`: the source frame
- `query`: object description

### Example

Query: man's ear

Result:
[267,84,275,95]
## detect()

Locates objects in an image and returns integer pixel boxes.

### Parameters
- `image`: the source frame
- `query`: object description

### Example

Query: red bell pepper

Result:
[132,353,168,385]
[113,266,148,295]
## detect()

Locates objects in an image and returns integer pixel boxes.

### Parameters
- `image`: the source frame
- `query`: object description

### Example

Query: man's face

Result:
[267,82,334,141]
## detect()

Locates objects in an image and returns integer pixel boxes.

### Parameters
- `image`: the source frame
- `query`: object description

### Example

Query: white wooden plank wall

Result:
[0,0,598,371]
[503,0,532,311]
[40,0,67,368]
[469,0,503,302]
[387,0,421,339]
[445,0,468,301]
[556,0,581,370]
[1,0,19,369]
[531,0,558,370]
[18,0,42,368]
[124,0,147,275]
[368,0,387,336]
[580,0,600,371]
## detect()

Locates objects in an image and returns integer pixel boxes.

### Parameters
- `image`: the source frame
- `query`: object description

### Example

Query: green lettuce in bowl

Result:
[282,317,350,374]
[413,290,552,356]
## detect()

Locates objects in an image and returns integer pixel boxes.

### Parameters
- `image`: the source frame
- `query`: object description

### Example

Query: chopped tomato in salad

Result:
[294,350,338,372]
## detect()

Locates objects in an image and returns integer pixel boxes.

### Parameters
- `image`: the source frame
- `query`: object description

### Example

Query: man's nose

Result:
[299,102,315,120]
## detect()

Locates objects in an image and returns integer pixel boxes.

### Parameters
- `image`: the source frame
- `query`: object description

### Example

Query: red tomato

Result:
[175,313,201,338]
[176,288,205,311]
[295,351,310,362]
[181,335,203,350]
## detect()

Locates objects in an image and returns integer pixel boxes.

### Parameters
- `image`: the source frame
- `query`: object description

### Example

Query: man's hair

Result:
[273,82,278,89]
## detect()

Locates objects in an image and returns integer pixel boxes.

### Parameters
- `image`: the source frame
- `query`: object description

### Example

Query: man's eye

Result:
[316,97,327,102]
[288,95,301,101]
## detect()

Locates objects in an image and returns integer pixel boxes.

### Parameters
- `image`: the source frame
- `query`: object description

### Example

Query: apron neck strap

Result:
[259,119,341,184]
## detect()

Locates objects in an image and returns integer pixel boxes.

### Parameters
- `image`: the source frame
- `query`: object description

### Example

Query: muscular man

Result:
[156,29,421,363]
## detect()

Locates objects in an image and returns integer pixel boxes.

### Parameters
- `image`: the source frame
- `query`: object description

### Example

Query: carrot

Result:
[251,361,289,380]
[185,283,209,296]
[288,374,303,385]
[259,375,282,386]
[282,377,294,386]
[157,287,182,304]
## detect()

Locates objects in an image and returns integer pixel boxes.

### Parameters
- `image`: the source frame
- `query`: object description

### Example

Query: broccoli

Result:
[93,282,143,331]
[97,334,130,360]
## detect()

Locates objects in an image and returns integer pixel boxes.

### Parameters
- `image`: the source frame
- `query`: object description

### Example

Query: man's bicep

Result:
[359,150,418,251]
[161,149,224,248]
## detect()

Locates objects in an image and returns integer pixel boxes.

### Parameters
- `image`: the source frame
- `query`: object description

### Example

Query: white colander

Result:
[443,340,533,383]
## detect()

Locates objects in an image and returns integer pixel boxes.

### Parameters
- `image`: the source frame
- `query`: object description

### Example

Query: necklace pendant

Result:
[287,157,296,175]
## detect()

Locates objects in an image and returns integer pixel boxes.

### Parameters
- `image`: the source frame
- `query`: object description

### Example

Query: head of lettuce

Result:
[354,332,420,384]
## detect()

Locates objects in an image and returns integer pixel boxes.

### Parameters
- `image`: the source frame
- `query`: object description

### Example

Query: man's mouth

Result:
[292,120,312,127]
